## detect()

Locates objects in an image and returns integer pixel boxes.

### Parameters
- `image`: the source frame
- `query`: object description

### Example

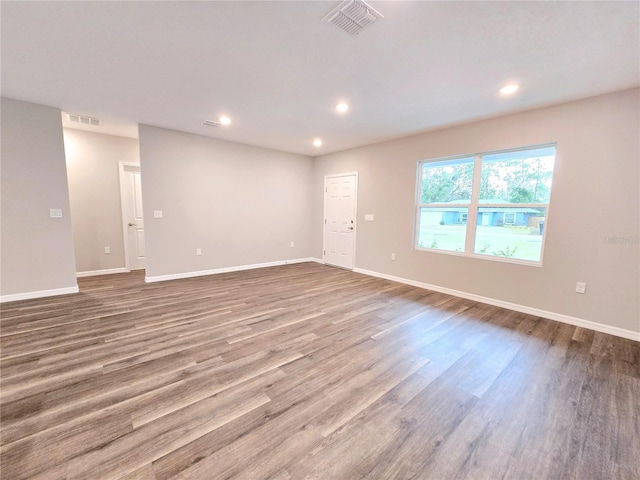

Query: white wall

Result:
[64,128,139,273]
[313,88,640,335]
[138,125,314,279]
[1,97,77,299]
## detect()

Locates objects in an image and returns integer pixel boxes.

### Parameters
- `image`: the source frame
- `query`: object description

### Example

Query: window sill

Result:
[415,246,543,267]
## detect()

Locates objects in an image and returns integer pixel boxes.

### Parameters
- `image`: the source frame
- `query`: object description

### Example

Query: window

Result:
[503,213,515,225]
[415,144,556,264]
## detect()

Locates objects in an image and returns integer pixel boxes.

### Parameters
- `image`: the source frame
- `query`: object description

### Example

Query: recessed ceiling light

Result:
[219,116,231,126]
[313,138,323,147]
[335,103,349,113]
[500,84,519,96]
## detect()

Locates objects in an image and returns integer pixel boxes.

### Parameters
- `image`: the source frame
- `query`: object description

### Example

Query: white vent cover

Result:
[67,113,101,126]
[202,119,221,127]
[325,0,383,36]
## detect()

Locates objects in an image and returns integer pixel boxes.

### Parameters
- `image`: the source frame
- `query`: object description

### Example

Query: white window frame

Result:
[503,212,516,225]
[414,143,556,267]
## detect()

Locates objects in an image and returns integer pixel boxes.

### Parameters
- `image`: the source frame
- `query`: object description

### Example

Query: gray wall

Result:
[138,125,314,278]
[3,93,638,336]
[64,128,139,273]
[312,88,640,333]
[1,97,77,296]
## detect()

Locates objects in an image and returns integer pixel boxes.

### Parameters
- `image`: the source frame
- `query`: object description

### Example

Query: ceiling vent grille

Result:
[67,113,101,126]
[202,119,222,127]
[325,0,383,36]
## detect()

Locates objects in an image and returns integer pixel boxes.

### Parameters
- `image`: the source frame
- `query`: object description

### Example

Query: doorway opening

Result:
[119,162,146,271]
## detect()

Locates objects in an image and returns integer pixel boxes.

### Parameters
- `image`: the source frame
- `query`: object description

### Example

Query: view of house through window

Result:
[415,145,556,264]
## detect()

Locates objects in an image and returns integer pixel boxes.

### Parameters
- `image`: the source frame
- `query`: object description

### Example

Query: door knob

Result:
[348,226,354,230]
[128,222,137,227]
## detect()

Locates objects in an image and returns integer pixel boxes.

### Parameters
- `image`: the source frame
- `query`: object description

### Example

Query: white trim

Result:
[353,267,640,342]
[0,285,79,303]
[310,257,324,264]
[467,252,543,268]
[324,171,359,179]
[467,154,482,253]
[76,267,128,278]
[413,245,544,268]
[414,246,467,258]
[145,258,316,283]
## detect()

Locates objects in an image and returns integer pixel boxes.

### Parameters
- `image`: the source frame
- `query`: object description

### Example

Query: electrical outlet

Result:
[49,209,63,218]
[391,253,396,261]
[290,241,295,248]
[196,248,202,256]
[365,214,374,221]
[104,246,111,254]
[575,282,587,294]
[153,210,163,219]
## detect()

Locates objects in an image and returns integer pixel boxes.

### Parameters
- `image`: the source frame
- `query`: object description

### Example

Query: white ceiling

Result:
[2,1,639,156]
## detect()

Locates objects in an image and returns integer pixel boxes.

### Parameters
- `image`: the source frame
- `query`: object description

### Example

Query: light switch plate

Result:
[575,282,587,294]
[153,210,163,219]
[49,209,63,218]
[364,214,374,221]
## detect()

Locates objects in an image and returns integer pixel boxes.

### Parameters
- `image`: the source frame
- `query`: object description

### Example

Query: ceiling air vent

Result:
[67,113,101,126]
[325,0,383,36]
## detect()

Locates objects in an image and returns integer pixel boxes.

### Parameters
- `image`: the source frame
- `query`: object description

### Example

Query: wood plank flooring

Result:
[1,262,638,479]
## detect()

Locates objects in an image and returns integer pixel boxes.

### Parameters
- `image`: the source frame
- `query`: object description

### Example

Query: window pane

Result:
[421,157,474,204]
[417,207,468,252]
[479,147,555,203]
[474,207,547,262]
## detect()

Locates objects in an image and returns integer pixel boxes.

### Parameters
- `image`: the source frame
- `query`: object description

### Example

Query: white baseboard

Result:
[0,285,80,303]
[310,257,324,264]
[353,267,640,342]
[145,258,317,283]
[76,267,128,278]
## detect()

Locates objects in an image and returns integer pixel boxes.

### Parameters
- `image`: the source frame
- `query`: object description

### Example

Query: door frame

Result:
[118,161,142,272]
[323,172,358,270]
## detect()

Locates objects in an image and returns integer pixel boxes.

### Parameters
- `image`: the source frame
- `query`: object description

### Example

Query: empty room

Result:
[1,1,639,479]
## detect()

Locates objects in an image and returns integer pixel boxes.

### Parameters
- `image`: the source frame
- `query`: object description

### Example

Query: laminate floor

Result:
[1,263,638,479]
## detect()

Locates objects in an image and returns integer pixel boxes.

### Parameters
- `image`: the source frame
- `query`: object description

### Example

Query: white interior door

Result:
[324,173,357,269]
[120,163,145,270]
